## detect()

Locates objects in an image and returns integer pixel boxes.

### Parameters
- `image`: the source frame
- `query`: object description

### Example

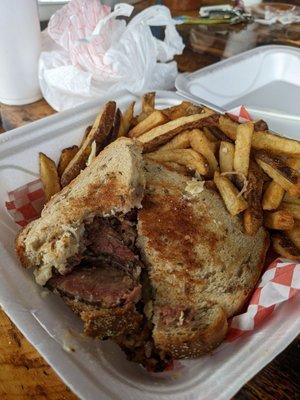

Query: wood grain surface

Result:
[0,311,77,400]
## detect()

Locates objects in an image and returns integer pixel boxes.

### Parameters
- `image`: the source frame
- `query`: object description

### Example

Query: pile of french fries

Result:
[39,92,300,260]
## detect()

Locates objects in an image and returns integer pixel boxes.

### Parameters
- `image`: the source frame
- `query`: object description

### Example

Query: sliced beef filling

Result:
[50,213,142,308]
[49,264,141,308]
[84,217,137,265]
[50,212,174,371]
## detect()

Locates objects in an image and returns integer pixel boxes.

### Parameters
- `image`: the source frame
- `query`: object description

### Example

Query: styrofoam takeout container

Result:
[175,45,300,140]
[0,90,299,400]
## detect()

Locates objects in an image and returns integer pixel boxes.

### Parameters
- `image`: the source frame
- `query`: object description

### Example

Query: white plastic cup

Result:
[0,0,42,105]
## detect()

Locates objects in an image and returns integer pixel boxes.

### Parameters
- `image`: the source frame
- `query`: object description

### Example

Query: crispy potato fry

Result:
[135,92,156,123]
[255,151,299,194]
[189,129,219,174]
[243,161,264,235]
[139,109,216,153]
[208,141,219,154]
[286,157,300,173]
[202,126,218,142]
[262,180,285,210]
[233,122,254,177]
[142,92,155,114]
[161,162,188,175]
[80,125,92,147]
[252,131,300,155]
[264,210,294,230]
[280,202,300,220]
[147,149,209,176]
[214,171,248,216]
[61,101,116,187]
[39,152,61,202]
[118,101,135,137]
[162,101,204,120]
[128,110,169,138]
[243,210,261,236]
[204,125,233,143]
[218,115,238,140]
[102,108,121,148]
[219,142,235,173]
[253,119,268,132]
[157,130,190,152]
[57,145,79,177]
[272,233,300,259]
[286,221,300,249]
[283,192,300,205]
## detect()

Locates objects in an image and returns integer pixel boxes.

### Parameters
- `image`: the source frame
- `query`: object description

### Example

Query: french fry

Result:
[142,92,155,114]
[252,131,300,155]
[283,192,300,205]
[162,101,204,120]
[243,210,262,236]
[189,129,219,174]
[219,142,235,173]
[286,221,300,249]
[204,125,233,143]
[243,161,264,235]
[139,109,216,153]
[213,171,248,216]
[233,122,254,177]
[264,210,294,230]
[61,101,116,187]
[102,108,122,148]
[255,151,299,194]
[118,101,135,137]
[218,115,238,140]
[128,110,169,138]
[147,149,209,176]
[253,119,268,132]
[262,180,285,210]
[136,92,156,123]
[286,157,300,173]
[57,145,79,177]
[161,162,188,175]
[80,125,92,147]
[202,126,218,142]
[39,152,61,202]
[157,130,190,152]
[280,202,300,220]
[272,233,300,260]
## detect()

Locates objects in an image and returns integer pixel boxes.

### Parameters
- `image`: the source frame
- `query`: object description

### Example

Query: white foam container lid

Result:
[0,90,299,400]
[176,45,300,140]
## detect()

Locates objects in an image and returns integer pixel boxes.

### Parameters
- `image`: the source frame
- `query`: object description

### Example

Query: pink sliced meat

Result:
[85,219,136,262]
[49,265,141,308]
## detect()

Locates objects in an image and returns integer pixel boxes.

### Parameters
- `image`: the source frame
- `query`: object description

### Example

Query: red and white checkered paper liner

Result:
[4,105,300,344]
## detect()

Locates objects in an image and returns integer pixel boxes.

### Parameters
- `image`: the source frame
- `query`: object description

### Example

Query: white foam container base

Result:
[175,45,300,140]
[0,90,299,400]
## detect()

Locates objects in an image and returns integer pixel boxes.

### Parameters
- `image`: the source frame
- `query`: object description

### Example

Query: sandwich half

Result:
[135,161,269,359]
[16,138,146,338]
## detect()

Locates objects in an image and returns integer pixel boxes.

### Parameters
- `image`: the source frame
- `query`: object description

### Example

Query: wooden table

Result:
[1,3,300,399]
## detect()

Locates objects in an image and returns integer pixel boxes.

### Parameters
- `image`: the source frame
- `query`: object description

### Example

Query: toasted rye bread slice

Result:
[16,138,145,285]
[137,162,269,358]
